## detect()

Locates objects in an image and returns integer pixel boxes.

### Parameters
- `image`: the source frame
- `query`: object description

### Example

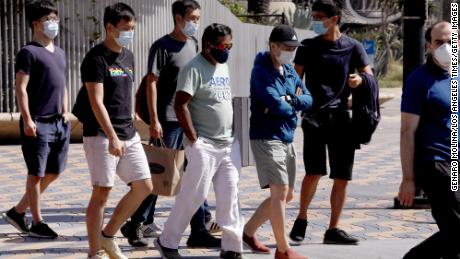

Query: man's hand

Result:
[398,179,416,207]
[62,113,70,124]
[348,74,363,88]
[280,95,293,104]
[150,121,163,139]
[189,135,198,144]
[109,137,126,157]
[24,118,37,137]
[296,86,302,96]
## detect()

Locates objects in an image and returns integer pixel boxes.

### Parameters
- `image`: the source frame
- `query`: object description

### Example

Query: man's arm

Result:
[398,112,420,206]
[174,91,197,143]
[359,65,374,75]
[294,64,305,80]
[291,74,312,111]
[85,82,125,157]
[146,73,162,139]
[62,86,70,123]
[294,64,305,95]
[251,71,296,118]
[16,72,36,137]
[348,65,374,88]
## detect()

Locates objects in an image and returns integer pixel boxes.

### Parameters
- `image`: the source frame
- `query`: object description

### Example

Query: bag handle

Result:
[149,138,167,148]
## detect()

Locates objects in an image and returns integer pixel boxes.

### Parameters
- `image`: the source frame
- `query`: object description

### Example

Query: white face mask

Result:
[43,20,59,39]
[434,43,451,69]
[277,50,296,64]
[115,30,134,47]
[181,20,199,37]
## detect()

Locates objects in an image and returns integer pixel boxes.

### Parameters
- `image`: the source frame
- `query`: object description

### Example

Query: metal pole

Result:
[394,0,430,209]
[402,0,427,82]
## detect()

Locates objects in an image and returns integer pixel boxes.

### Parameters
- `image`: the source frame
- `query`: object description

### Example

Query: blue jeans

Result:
[130,121,210,233]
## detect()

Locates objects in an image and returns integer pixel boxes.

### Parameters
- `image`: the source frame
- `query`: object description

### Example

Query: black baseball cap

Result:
[269,25,301,47]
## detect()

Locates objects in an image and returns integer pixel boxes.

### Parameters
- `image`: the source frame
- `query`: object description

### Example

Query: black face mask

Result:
[210,48,229,64]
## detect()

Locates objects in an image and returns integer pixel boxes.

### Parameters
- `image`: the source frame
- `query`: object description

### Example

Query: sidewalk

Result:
[0,88,437,259]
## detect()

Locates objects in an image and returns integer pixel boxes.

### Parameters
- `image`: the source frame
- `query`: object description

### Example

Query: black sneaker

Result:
[323,228,358,245]
[120,222,148,247]
[220,250,244,259]
[2,207,30,233]
[186,231,221,248]
[289,218,308,242]
[29,221,58,238]
[154,238,182,259]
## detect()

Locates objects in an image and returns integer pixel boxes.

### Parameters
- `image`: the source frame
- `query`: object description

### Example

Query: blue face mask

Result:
[311,20,328,35]
[43,20,59,39]
[210,48,229,64]
[115,30,134,47]
[181,20,199,37]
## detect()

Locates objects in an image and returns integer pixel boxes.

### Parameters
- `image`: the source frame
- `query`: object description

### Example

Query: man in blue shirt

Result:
[244,25,312,259]
[399,21,460,259]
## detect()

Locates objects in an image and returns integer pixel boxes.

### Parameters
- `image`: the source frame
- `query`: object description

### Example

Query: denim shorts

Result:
[20,116,70,177]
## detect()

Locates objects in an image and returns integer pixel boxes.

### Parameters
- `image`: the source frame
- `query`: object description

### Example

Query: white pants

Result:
[160,138,244,253]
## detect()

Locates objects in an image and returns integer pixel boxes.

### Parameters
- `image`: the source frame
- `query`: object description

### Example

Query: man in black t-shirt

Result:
[289,0,373,245]
[120,0,221,249]
[2,0,69,239]
[75,3,153,259]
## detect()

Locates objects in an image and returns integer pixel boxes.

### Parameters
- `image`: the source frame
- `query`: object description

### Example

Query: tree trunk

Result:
[247,0,270,14]
[442,0,451,22]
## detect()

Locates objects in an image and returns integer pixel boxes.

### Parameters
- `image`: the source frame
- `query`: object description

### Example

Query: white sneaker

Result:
[141,222,162,238]
[205,220,222,234]
[88,250,109,259]
[100,234,127,259]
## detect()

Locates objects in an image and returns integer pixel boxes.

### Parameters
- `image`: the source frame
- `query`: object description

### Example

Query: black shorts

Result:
[20,117,70,177]
[302,110,355,180]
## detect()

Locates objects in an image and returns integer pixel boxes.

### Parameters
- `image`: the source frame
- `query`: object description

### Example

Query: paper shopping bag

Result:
[142,143,184,196]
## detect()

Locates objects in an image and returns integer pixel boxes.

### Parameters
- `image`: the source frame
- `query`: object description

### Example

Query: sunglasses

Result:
[212,43,233,50]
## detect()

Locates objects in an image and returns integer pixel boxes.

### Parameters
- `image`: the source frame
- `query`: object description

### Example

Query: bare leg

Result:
[87,186,111,257]
[103,179,152,236]
[244,198,270,236]
[329,179,348,229]
[15,173,59,215]
[297,175,322,220]
[269,184,293,253]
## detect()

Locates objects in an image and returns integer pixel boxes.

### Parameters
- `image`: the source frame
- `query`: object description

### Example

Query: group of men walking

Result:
[1,0,459,259]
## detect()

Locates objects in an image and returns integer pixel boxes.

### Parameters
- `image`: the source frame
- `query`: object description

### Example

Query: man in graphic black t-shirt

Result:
[80,43,136,139]
[120,0,221,249]
[289,0,374,246]
[74,3,152,259]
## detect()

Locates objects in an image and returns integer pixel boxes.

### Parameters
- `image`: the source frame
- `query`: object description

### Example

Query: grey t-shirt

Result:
[177,54,234,146]
[147,35,198,122]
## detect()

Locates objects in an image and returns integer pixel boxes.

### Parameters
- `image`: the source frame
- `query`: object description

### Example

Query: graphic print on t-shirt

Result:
[109,67,133,77]
[209,74,231,102]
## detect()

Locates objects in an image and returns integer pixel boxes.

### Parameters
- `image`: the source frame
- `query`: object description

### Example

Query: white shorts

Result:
[83,133,151,187]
